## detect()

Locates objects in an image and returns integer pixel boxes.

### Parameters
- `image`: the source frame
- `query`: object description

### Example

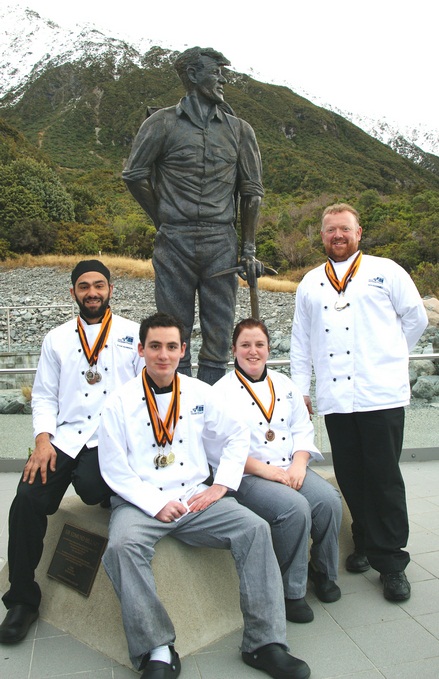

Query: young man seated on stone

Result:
[98,312,311,679]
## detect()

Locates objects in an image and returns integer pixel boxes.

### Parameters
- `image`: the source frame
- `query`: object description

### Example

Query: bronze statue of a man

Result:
[122,46,264,384]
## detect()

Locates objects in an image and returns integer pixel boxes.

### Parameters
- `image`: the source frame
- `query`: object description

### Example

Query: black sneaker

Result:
[380,571,411,601]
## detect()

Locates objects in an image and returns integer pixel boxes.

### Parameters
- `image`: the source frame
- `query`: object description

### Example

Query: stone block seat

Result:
[0,470,352,668]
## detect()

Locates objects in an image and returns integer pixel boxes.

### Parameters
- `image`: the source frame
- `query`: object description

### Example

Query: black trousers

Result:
[2,445,111,610]
[325,408,409,574]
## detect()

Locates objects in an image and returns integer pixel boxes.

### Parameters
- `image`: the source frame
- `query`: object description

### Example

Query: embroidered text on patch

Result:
[191,405,204,414]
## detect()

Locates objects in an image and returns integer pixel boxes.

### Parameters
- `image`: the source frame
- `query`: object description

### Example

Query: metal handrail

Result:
[0,304,75,352]
[1,354,438,376]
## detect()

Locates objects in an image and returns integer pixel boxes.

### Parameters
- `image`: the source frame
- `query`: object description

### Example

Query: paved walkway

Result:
[1,462,439,678]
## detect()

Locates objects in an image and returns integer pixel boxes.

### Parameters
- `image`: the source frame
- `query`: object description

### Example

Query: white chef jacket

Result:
[290,253,428,415]
[32,313,143,457]
[98,373,250,518]
[208,368,323,471]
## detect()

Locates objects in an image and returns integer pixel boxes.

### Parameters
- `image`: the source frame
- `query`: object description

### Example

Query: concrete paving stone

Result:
[113,665,140,678]
[410,509,439,531]
[29,634,114,678]
[289,629,374,678]
[380,655,439,679]
[397,578,439,617]
[192,648,263,679]
[347,617,439,668]
[406,558,438,582]
[407,528,439,555]
[321,589,409,629]
[415,611,439,639]
[407,496,439,514]
[329,673,384,679]
[412,551,439,578]
[1,638,34,679]
[332,571,378,596]
[285,598,348,639]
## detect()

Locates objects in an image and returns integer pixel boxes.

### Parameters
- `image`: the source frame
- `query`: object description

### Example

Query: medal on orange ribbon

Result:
[142,369,180,469]
[77,307,112,384]
[325,252,362,311]
[235,370,276,442]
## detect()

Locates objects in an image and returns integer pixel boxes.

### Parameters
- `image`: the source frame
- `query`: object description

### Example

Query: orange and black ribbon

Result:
[77,306,112,367]
[325,251,362,294]
[142,368,180,448]
[235,370,275,424]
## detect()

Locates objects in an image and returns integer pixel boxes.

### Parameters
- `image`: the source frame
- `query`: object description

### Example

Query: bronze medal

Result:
[265,429,275,442]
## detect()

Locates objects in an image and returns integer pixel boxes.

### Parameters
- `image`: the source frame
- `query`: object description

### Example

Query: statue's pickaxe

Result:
[210,263,278,320]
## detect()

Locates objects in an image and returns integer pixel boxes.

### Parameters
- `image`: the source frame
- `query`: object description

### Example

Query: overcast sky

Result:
[17,0,439,129]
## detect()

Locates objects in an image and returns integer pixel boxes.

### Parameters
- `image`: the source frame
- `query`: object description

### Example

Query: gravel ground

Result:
[1,266,438,459]
[0,266,295,358]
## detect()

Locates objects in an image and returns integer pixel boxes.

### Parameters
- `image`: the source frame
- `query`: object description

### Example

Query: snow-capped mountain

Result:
[324,105,439,162]
[1,5,438,163]
[0,6,152,103]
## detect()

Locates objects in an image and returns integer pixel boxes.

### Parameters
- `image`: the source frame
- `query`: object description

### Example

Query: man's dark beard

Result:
[75,295,110,322]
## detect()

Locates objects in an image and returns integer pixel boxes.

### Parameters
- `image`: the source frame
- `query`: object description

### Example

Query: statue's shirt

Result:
[122,94,264,226]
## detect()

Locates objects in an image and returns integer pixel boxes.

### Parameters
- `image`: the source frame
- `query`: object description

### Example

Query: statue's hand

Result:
[238,255,263,288]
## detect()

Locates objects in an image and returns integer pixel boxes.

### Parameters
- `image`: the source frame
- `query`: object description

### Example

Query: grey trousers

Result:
[103,496,287,670]
[232,469,342,599]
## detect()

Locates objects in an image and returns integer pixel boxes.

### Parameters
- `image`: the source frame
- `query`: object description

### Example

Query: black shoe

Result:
[0,604,39,644]
[308,563,341,603]
[285,597,314,623]
[380,571,411,601]
[345,551,370,573]
[140,647,181,678]
[242,643,311,679]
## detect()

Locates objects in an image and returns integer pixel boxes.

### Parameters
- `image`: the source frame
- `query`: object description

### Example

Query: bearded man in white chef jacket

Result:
[290,203,428,603]
[0,260,142,645]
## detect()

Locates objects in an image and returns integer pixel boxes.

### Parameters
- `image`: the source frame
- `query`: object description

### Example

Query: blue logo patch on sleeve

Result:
[117,335,135,349]
[191,405,204,414]
[368,276,384,288]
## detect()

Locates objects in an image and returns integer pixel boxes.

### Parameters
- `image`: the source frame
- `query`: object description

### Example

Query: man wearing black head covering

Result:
[0,261,143,644]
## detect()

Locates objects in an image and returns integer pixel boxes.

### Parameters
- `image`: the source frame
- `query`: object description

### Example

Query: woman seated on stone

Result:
[209,318,342,623]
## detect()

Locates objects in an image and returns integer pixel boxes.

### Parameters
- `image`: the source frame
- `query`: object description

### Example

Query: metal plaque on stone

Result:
[47,523,108,597]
